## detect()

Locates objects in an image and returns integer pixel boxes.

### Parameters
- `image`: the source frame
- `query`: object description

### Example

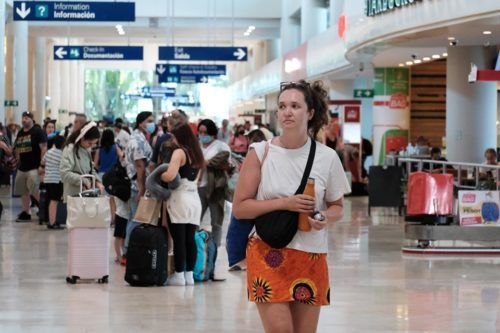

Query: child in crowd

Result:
[42,135,65,229]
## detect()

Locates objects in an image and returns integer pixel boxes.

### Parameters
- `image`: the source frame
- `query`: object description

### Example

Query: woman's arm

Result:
[232,149,315,219]
[93,149,100,169]
[0,141,12,156]
[60,148,82,187]
[161,149,185,183]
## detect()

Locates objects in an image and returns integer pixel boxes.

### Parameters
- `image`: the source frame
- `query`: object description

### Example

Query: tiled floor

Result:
[0,188,499,332]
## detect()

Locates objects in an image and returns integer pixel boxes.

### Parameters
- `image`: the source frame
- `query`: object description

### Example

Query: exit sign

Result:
[4,100,19,107]
[354,89,374,98]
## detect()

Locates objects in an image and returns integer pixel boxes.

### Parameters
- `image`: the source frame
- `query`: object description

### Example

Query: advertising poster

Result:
[459,191,500,226]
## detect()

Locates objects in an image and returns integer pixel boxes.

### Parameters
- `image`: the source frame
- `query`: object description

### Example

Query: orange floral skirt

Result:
[246,237,330,306]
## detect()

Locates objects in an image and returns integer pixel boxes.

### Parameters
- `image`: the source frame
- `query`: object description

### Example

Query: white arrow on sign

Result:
[156,64,166,75]
[200,76,208,83]
[16,2,31,19]
[233,48,246,60]
[55,47,68,59]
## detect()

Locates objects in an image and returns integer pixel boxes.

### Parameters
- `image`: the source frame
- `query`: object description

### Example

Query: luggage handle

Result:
[80,175,96,193]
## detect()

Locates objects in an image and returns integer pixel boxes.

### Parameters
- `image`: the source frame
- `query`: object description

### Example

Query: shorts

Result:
[246,237,330,306]
[45,182,63,201]
[15,169,40,196]
[114,215,127,239]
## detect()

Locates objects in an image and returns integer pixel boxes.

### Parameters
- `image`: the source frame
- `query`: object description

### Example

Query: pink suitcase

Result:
[66,228,110,284]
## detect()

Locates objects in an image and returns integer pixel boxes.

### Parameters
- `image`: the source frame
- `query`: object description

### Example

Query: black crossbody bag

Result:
[255,139,316,249]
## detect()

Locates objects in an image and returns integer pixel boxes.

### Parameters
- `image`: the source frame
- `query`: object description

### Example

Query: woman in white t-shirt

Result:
[233,80,350,333]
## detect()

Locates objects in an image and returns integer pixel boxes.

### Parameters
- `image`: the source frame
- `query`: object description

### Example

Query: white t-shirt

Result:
[115,129,130,150]
[251,138,351,254]
[199,140,231,188]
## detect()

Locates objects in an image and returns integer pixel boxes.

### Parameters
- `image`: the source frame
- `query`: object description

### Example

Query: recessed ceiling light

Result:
[243,31,250,36]
[432,54,441,59]
[406,61,413,66]
[414,59,422,64]
[423,57,431,61]
[399,63,405,67]
[442,52,448,57]
[448,37,456,41]
[249,25,256,31]
[483,31,492,35]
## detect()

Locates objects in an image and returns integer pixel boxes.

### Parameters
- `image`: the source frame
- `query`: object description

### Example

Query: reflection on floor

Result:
[0,188,499,332]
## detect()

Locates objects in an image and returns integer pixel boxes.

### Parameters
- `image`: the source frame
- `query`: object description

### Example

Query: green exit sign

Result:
[4,100,19,107]
[354,89,374,98]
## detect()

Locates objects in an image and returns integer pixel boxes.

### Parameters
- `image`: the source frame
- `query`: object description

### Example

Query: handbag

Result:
[134,191,162,225]
[254,139,316,249]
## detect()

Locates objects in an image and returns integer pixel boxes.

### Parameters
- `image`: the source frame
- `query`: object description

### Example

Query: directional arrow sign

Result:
[54,46,143,60]
[156,64,166,75]
[156,64,226,76]
[159,46,248,62]
[353,89,374,98]
[14,1,135,21]
[158,75,212,84]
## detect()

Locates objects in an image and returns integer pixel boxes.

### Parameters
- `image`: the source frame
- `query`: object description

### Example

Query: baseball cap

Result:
[22,111,34,119]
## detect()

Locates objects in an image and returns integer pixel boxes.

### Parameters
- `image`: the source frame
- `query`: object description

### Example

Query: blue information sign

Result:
[156,64,226,76]
[122,86,176,100]
[159,46,248,62]
[53,46,143,61]
[158,75,211,84]
[14,1,135,22]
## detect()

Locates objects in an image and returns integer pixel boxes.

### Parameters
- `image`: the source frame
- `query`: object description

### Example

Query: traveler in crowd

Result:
[243,120,252,134]
[0,132,13,219]
[423,147,448,173]
[230,124,249,157]
[114,118,131,150]
[257,123,275,140]
[480,148,499,184]
[233,80,350,333]
[149,122,160,148]
[123,112,155,257]
[160,123,204,286]
[14,111,47,222]
[43,120,58,149]
[247,129,267,146]
[7,123,20,146]
[41,135,65,229]
[60,121,104,200]
[198,119,231,248]
[217,119,231,144]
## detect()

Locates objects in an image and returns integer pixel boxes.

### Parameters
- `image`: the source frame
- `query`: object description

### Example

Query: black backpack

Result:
[102,162,131,202]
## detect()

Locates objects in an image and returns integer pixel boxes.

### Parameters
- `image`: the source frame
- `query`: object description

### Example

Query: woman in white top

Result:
[233,80,350,333]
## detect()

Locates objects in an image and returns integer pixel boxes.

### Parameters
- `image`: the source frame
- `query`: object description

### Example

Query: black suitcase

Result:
[37,184,49,223]
[125,224,168,287]
[56,202,67,225]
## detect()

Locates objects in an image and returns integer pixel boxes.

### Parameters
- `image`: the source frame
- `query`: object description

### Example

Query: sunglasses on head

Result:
[280,81,310,92]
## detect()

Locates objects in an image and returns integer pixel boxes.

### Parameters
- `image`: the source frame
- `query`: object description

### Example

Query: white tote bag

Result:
[66,175,111,229]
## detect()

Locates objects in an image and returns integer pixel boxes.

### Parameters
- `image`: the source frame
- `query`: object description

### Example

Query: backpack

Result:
[102,162,131,202]
[194,230,217,282]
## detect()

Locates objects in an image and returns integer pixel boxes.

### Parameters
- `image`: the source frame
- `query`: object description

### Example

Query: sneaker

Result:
[47,224,56,230]
[119,256,127,266]
[16,211,32,222]
[185,271,195,286]
[167,272,186,286]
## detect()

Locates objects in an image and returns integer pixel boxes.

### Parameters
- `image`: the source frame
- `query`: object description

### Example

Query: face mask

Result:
[47,132,57,140]
[199,135,213,144]
[145,122,156,134]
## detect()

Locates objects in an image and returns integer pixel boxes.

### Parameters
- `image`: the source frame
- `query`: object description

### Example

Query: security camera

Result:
[449,40,458,47]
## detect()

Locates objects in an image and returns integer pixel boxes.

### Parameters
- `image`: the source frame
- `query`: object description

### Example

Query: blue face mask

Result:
[145,122,156,134]
[199,135,213,144]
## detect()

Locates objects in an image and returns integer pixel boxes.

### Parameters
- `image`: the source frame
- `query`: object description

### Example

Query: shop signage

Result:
[53,46,143,60]
[159,46,247,62]
[155,64,226,77]
[354,89,374,98]
[344,106,360,123]
[14,1,135,21]
[459,191,500,226]
[4,100,19,107]
[365,0,423,17]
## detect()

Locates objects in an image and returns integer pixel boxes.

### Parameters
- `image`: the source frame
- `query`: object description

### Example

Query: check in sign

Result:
[54,46,143,60]
[14,1,135,21]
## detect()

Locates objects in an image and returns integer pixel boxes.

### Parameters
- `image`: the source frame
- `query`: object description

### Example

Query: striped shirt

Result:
[43,148,63,184]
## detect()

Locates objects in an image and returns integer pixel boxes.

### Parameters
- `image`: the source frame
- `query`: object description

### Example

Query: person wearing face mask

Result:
[197,119,231,249]
[43,120,59,150]
[60,121,104,202]
[122,111,155,259]
[230,124,249,157]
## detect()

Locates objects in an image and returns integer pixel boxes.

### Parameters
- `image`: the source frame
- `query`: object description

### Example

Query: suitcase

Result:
[125,224,168,287]
[56,202,67,225]
[407,172,454,216]
[66,228,110,284]
[38,184,49,224]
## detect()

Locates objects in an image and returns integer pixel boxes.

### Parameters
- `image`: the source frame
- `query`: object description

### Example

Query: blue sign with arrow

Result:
[54,46,143,61]
[14,1,135,22]
[159,46,247,62]
[158,75,211,84]
[156,64,226,76]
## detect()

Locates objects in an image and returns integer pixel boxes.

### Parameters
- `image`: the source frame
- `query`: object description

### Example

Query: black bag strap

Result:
[294,139,316,195]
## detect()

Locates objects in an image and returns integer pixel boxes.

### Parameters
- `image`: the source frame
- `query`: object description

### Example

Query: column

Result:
[34,37,46,123]
[280,0,300,54]
[446,46,497,163]
[13,21,29,124]
[300,0,327,43]
[373,68,410,165]
[0,0,6,125]
[329,0,345,27]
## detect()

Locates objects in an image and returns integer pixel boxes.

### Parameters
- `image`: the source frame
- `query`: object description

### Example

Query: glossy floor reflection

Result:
[0,189,499,332]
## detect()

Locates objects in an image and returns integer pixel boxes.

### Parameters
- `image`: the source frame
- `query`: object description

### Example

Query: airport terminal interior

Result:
[0,0,499,332]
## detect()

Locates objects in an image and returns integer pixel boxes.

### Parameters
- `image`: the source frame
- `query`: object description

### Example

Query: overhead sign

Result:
[354,89,374,98]
[122,86,176,100]
[158,75,211,84]
[53,46,143,60]
[14,1,135,21]
[4,100,19,107]
[159,46,247,62]
[156,64,226,76]
[365,0,423,17]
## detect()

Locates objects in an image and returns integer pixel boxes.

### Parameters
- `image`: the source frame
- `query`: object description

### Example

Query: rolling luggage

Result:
[125,224,168,287]
[37,183,49,224]
[194,230,217,282]
[66,175,111,284]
